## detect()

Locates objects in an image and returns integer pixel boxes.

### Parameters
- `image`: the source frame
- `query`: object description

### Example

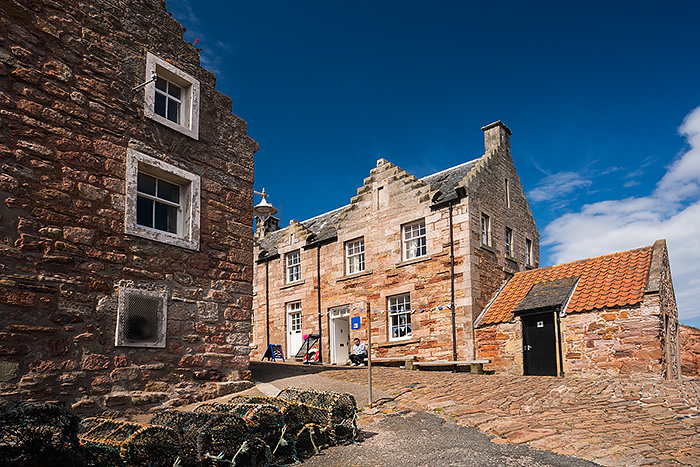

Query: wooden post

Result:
[367,301,372,409]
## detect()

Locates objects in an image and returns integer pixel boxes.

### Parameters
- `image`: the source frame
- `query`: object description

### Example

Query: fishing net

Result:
[276,387,357,444]
[78,417,179,467]
[0,399,81,467]
[149,411,248,464]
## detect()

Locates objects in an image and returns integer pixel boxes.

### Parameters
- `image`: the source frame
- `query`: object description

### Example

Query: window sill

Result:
[376,338,420,349]
[504,255,517,263]
[280,279,305,290]
[479,244,496,254]
[337,270,373,282]
[395,255,431,268]
[525,264,538,270]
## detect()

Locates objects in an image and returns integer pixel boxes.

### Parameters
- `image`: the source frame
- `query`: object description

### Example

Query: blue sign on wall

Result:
[351,316,361,330]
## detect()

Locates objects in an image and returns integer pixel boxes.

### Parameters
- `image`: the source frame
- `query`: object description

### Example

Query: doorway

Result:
[522,312,558,376]
[330,306,350,364]
[286,302,303,358]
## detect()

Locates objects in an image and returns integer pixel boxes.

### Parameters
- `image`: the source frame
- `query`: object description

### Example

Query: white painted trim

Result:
[144,52,200,140]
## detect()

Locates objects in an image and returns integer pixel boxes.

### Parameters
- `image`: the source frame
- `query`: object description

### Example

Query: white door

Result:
[330,306,350,364]
[287,302,303,358]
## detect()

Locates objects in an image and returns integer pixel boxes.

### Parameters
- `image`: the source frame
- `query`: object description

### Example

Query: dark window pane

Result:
[136,196,153,228]
[167,98,180,123]
[155,201,178,234]
[157,179,180,203]
[168,82,182,99]
[137,172,156,195]
[154,92,166,118]
[155,76,167,92]
[125,314,154,341]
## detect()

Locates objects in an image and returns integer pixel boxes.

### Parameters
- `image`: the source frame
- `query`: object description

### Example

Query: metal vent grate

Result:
[116,288,167,348]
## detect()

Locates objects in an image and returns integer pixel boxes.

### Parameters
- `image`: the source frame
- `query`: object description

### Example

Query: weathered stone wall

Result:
[0,0,257,413]
[680,325,700,376]
[253,123,539,363]
[477,302,667,377]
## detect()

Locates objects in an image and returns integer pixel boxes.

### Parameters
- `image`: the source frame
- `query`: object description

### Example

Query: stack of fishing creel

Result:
[78,417,179,467]
[0,399,81,466]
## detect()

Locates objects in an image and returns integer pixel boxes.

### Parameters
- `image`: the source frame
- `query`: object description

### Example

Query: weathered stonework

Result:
[0,0,257,413]
[680,325,700,376]
[253,122,539,363]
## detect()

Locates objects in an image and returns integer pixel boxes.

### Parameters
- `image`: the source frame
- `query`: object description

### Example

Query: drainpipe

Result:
[265,260,270,348]
[449,200,457,368]
[316,244,323,363]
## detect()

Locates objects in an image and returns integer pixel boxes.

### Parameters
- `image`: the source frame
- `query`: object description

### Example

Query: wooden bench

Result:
[412,360,490,374]
[369,356,417,370]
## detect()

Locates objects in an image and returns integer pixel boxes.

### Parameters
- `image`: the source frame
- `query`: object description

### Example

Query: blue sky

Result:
[167,1,700,326]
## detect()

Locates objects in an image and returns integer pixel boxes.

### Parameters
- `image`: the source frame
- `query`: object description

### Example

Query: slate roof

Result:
[513,276,579,314]
[257,206,347,261]
[477,244,654,326]
[257,158,481,260]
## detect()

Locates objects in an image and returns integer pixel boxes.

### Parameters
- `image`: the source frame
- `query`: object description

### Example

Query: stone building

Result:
[475,240,681,379]
[253,121,539,364]
[0,0,257,412]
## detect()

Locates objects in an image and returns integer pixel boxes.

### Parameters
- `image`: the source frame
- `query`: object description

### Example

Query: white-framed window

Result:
[388,293,411,341]
[505,227,513,257]
[345,238,365,275]
[125,149,201,250]
[115,288,167,348]
[481,213,491,246]
[526,238,533,266]
[402,220,426,261]
[286,250,301,283]
[144,52,200,140]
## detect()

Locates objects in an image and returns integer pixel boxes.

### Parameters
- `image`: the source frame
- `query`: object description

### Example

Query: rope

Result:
[272,424,287,455]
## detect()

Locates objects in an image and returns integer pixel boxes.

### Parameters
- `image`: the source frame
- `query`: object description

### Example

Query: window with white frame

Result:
[286,250,301,283]
[526,238,533,266]
[125,149,200,250]
[388,293,411,341]
[481,213,491,246]
[505,227,513,257]
[144,52,200,140]
[402,220,426,261]
[345,238,365,275]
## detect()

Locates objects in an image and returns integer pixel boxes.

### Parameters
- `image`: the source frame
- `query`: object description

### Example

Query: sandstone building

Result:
[0,0,257,412]
[475,240,681,379]
[253,122,539,364]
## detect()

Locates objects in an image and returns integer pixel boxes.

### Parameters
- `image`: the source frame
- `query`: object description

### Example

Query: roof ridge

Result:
[419,157,481,181]
[523,244,654,276]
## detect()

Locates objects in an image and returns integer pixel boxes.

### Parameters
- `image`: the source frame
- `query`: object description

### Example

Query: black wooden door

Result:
[522,312,557,376]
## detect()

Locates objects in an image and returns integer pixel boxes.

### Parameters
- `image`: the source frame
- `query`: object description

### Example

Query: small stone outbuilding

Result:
[475,240,681,379]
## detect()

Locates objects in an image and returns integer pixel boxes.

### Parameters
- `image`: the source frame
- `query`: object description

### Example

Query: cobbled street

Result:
[254,362,700,467]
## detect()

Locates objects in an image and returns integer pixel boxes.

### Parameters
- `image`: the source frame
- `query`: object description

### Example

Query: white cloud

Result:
[528,171,592,203]
[543,106,700,323]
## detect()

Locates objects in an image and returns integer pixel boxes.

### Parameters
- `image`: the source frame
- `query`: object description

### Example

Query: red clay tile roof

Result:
[477,244,653,326]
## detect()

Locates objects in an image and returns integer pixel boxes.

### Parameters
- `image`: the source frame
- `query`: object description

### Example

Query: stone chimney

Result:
[255,216,280,240]
[481,120,512,154]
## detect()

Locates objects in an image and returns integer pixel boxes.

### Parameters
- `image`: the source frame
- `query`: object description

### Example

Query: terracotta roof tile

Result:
[477,244,654,326]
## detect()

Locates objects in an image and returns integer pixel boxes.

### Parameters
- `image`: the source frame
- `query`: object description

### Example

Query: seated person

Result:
[349,338,367,366]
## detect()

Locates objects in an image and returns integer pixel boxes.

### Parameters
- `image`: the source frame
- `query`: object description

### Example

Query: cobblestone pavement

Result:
[312,366,700,467]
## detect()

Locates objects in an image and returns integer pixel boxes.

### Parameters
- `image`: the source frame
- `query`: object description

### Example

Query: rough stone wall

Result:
[0,0,257,414]
[655,241,681,378]
[477,302,667,377]
[679,325,700,376]
[253,124,539,363]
